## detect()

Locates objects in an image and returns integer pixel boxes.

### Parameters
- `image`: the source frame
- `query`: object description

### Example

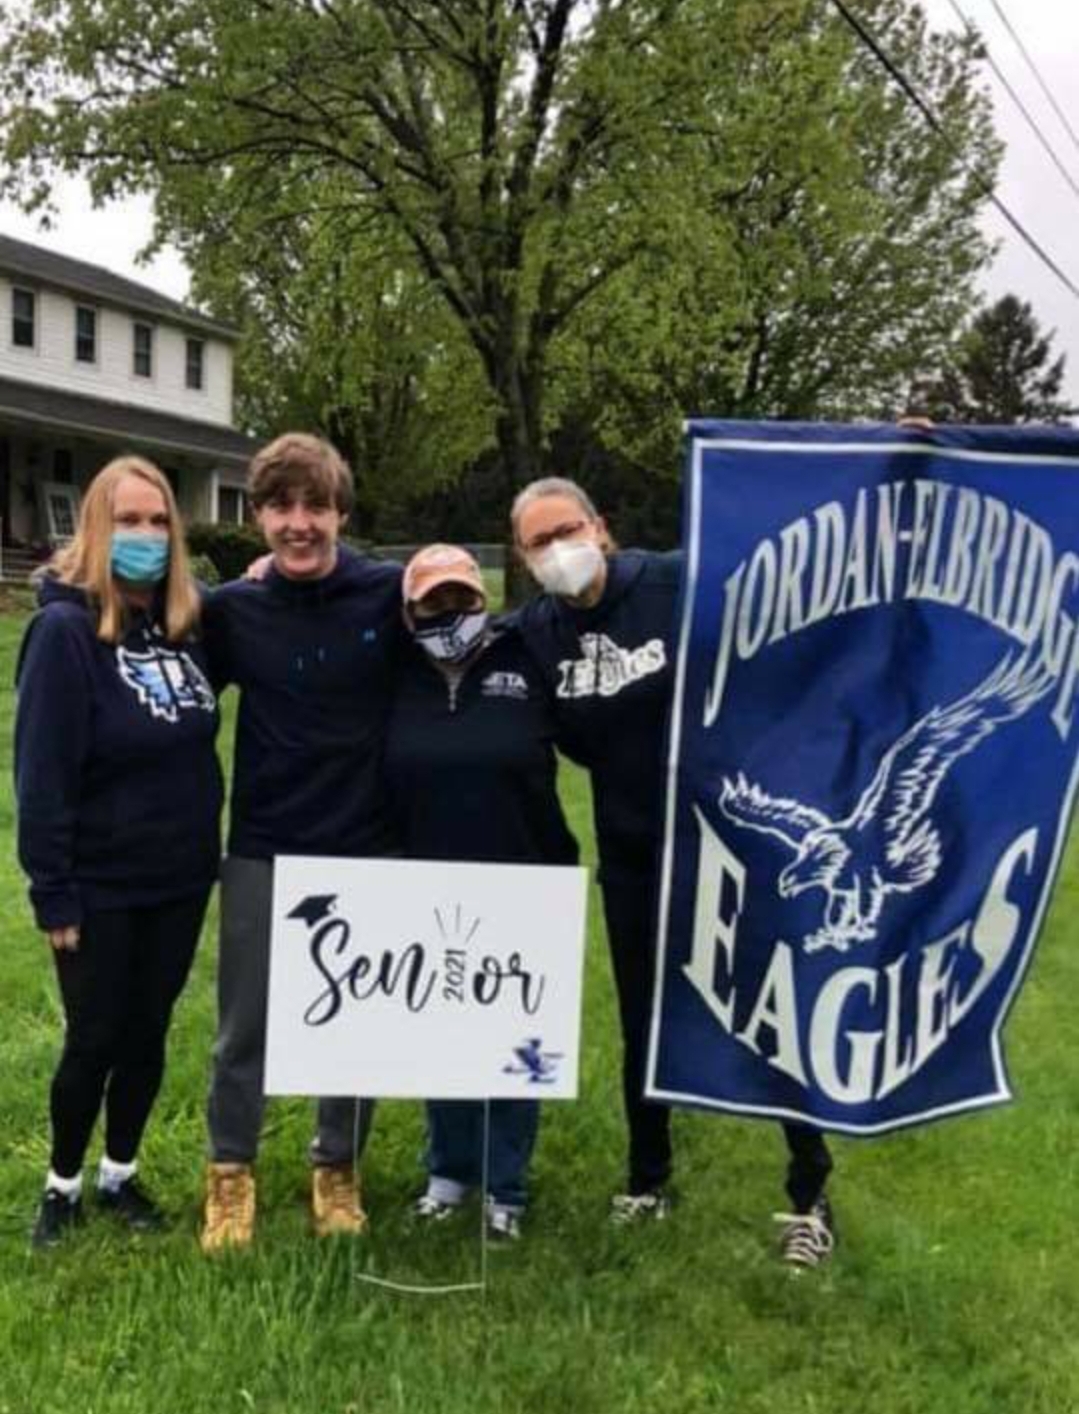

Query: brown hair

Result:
[247,432,354,515]
[49,455,201,644]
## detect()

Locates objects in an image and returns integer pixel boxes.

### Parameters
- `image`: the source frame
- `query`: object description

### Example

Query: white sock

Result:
[97,1156,137,1194]
[45,1169,83,1200]
[426,1175,469,1206]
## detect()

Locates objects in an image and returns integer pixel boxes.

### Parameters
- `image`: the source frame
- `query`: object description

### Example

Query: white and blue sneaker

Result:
[411,1193,461,1224]
[485,1200,522,1242]
[609,1190,672,1226]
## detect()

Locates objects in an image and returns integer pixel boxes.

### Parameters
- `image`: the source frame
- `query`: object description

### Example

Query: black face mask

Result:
[411,609,489,663]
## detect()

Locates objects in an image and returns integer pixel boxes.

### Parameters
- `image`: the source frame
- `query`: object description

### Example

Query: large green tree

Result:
[0,0,999,501]
[914,294,1074,425]
[551,0,1000,473]
[195,203,496,531]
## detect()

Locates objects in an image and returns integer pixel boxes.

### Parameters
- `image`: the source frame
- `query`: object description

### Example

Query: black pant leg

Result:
[104,891,209,1164]
[600,874,672,1194]
[49,910,136,1177]
[782,1122,833,1212]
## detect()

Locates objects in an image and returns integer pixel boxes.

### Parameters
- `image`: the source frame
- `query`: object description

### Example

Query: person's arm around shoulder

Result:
[507,621,590,767]
[14,609,93,950]
[197,582,236,694]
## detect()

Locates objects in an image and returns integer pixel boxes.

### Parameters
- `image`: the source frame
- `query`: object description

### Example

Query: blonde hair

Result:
[50,455,201,644]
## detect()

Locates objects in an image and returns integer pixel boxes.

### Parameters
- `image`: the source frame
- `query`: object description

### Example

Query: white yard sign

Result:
[265,856,588,1100]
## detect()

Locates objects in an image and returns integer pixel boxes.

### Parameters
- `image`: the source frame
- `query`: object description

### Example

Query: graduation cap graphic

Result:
[287,895,338,927]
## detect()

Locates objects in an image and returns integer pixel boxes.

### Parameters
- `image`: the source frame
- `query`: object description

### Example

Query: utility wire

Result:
[988,0,1079,161]
[947,0,1079,208]
[825,0,1079,302]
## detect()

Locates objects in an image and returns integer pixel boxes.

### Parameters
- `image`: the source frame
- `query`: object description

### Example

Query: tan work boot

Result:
[200,1162,255,1253]
[311,1164,367,1237]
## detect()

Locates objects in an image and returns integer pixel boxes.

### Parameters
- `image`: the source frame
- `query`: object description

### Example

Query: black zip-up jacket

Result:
[514,550,682,881]
[384,621,579,867]
[15,578,223,930]
[201,546,404,860]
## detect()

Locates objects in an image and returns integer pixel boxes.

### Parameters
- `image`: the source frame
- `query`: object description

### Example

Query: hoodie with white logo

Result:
[514,550,681,879]
[15,577,223,930]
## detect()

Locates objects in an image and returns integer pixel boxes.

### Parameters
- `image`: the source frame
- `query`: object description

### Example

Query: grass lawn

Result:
[0,605,1077,1414]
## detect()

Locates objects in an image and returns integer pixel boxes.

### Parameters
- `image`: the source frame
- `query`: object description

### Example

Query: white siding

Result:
[2,430,220,540]
[0,277,234,426]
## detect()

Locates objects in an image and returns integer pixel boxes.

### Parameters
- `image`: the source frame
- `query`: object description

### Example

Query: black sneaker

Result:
[96,1177,166,1232]
[31,1189,84,1248]
[774,1196,837,1270]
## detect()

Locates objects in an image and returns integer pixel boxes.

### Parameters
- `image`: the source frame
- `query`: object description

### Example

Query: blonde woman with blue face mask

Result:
[15,456,222,1248]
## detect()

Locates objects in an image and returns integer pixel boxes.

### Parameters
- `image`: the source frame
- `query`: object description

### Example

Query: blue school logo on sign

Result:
[646,421,1079,1135]
[503,1038,562,1084]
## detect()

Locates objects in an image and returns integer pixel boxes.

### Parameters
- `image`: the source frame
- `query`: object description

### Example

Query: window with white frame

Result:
[75,305,97,363]
[185,337,205,390]
[12,288,35,348]
[217,484,249,525]
[40,482,80,543]
[133,321,154,377]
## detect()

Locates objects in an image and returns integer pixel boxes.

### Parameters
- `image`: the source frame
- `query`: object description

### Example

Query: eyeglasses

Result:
[519,519,590,554]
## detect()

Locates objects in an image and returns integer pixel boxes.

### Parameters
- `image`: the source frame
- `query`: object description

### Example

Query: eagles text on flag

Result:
[647,423,1079,1135]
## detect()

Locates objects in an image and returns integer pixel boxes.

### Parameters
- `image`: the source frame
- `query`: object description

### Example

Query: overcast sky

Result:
[1,0,1077,405]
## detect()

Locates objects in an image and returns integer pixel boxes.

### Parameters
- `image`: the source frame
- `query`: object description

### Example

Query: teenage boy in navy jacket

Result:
[199,433,402,1252]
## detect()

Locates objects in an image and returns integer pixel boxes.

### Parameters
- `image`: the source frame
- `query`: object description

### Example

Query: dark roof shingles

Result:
[0,375,257,465]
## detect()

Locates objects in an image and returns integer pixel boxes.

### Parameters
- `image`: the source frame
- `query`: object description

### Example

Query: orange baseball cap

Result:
[402,543,486,605]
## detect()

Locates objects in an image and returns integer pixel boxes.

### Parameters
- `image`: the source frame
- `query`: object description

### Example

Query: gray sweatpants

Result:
[206,855,375,1166]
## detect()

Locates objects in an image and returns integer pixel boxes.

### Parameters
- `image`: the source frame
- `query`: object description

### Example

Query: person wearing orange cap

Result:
[384,544,579,1241]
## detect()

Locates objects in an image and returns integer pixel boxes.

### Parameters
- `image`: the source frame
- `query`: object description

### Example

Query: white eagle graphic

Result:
[718,652,1054,953]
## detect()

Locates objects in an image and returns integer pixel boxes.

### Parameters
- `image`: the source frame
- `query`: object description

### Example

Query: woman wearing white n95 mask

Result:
[511,477,836,1269]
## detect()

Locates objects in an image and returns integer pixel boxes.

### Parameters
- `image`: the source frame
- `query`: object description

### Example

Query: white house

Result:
[0,233,257,571]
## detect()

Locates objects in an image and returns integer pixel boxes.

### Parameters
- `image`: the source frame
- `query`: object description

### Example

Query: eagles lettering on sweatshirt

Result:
[514,550,682,879]
[14,578,223,930]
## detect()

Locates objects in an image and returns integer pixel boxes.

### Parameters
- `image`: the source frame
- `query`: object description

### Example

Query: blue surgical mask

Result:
[111,532,170,584]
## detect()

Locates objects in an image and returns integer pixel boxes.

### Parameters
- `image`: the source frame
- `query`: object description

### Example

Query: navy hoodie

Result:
[202,546,404,860]
[15,578,223,930]
[514,550,682,881]
[384,621,579,866]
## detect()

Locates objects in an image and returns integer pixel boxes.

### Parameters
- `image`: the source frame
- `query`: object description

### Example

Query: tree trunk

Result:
[493,354,546,608]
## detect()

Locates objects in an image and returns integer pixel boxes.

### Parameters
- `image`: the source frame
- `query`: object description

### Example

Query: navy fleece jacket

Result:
[14,578,223,930]
[514,550,682,879]
[384,622,579,866]
[201,547,404,859]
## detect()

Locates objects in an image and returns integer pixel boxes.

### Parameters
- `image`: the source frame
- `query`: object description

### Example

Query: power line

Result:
[988,0,1079,162]
[825,0,1079,302]
[947,0,1079,210]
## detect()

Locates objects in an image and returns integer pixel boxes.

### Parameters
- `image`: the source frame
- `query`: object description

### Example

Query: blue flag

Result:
[646,420,1079,1135]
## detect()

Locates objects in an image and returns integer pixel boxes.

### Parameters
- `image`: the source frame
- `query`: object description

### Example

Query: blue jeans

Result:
[424,1099,539,1211]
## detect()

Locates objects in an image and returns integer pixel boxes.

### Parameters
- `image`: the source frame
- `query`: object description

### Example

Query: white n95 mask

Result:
[528,539,605,599]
